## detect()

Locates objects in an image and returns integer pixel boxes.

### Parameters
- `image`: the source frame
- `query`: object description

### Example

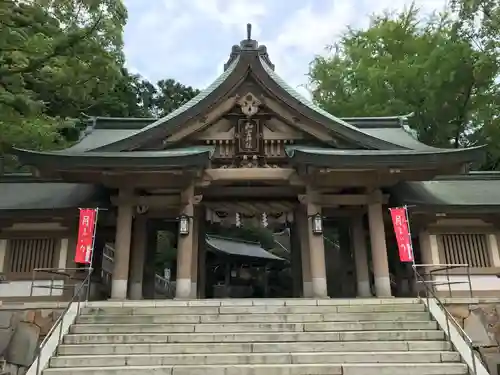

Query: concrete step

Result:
[50,351,461,367]
[76,311,431,324]
[69,321,438,334]
[42,363,468,375]
[82,303,425,316]
[63,330,445,344]
[57,340,452,355]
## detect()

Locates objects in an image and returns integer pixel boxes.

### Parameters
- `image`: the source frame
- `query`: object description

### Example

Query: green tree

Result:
[0,0,127,153]
[308,5,500,168]
[153,79,200,117]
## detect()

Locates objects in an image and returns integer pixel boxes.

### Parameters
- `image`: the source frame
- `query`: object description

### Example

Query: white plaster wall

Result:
[434,275,500,291]
[58,238,69,270]
[488,233,500,266]
[0,280,64,297]
[429,235,440,264]
[0,239,7,272]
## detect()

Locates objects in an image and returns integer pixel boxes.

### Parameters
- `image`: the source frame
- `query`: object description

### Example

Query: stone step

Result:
[76,311,431,324]
[63,330,445,344]
[57,340,452,355]
[85,298,421,308]
[69,321,438,334]
[82,303,425,316]
[42,363,468,375]
[49,351,461,368]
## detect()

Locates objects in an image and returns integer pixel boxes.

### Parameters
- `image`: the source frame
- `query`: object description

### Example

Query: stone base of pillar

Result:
[129,282,143,300]
[190,282,198,299]
[311,277,328,298]
[111,279,128,300]
[175,278,192,299]
[303,281,313,297]
[357,280,372,297]
[374,276,392,297]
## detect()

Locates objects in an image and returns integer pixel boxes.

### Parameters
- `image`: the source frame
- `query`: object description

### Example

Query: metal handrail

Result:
[413,263,472,298]
[154,273,175,298]
[413,266,479,375]
[32,269,93,375]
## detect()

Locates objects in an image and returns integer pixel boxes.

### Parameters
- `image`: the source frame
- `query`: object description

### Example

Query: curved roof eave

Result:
[285,145,486,168]
[11,146,215,170]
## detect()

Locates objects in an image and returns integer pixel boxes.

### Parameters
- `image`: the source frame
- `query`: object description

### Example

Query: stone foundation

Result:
[445,298,500,375]
[0,303,63,375]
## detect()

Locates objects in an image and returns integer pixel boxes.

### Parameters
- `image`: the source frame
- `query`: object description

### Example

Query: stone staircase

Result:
[42,298,469,375]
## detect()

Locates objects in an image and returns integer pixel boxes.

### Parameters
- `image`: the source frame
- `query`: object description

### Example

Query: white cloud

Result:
[123,0,448,98]
[190,0,268,33]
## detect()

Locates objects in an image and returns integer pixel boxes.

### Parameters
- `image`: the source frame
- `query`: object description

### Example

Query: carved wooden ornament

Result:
[237,92,261,117]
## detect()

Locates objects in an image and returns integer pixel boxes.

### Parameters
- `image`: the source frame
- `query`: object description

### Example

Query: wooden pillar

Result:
[198,211,207,298]
[128,214,147,300]
[190,207,203,298]
[175,185,196,299]
[352,215,371,297]
[306,203,328,298]
[142,222,157,299]
[111,189,133,299]
[290,220,303,297]
[367,190,392,297]
[296,207,312,297]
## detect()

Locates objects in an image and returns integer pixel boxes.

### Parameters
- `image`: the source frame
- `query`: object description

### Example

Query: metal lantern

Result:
[179,214,190,235]
[311,213,323,235]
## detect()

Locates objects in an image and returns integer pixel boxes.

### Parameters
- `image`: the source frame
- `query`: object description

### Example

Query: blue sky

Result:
[122,0,447,97]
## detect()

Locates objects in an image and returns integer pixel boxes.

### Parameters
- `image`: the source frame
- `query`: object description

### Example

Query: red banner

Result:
[74,208,97,264]
[389,207,414,262]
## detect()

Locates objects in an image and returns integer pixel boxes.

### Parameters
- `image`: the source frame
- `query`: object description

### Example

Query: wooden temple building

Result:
[0,28,499,301]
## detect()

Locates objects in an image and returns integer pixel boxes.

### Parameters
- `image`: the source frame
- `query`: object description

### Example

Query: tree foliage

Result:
[0,0,200,173]
[308,2,500,169]
[0,0,127,152]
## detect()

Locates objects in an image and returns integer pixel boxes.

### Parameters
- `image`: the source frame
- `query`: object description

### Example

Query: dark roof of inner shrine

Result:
[206,235,284,261]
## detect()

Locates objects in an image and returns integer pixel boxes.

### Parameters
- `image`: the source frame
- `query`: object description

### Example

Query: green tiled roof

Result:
[285,145,484,168]
[0,180,103,211]
[259,58,408,150]
[392,173,500,208]
[12,146,216,169]
[91,57,241,151]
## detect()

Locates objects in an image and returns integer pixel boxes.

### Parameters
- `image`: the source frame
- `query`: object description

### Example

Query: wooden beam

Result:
[203,186,303,198]
[111,195,181,208]
[204,168,295,182]
[299,193,389,206]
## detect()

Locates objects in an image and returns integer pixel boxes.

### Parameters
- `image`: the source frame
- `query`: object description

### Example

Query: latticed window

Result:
[7,238,57,273]
[438,233,491,267]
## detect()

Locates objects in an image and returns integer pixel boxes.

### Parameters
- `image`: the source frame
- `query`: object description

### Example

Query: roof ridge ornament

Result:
[223,23,275,71]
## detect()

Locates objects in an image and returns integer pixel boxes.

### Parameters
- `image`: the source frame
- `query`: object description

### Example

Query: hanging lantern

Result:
[179,214,190,235]
[311,213,323,235]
